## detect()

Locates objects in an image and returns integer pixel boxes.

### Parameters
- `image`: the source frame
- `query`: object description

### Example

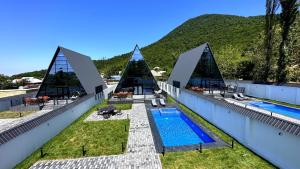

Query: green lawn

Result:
[256,98,300,109]
[15,101,132,169]
[0,110,35,119]
[161,96,275,169]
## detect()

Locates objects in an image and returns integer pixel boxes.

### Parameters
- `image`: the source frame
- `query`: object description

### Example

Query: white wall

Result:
[0,93,36,111]
[103,84,117,99]
[246,120,300,169]
[236,83,300,105]
[159,81,300,169]
[0,85,115,169]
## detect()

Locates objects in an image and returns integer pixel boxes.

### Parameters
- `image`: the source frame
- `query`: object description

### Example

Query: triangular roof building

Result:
[168,43,225,89]
[115,45,159,95]
[37,46,107,98]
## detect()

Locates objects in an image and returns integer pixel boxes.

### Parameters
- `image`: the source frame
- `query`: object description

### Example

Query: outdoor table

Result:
[98,105,116,115]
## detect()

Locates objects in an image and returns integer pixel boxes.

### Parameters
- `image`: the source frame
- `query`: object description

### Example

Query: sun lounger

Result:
[238,93,250,100]
[233,93,244,101]
[70,95,78,100]
[159,99,166,106]
[152,99,158,107]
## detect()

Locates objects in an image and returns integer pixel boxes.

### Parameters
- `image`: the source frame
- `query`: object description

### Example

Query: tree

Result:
[262,0,279,82]
[276,0,299,83]
[286,14,300,81]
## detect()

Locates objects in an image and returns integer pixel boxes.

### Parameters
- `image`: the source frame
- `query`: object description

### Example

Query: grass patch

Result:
[15,101,132,169]
[0,110,35,119]
[255,98,300,109]
[162,96,275,169]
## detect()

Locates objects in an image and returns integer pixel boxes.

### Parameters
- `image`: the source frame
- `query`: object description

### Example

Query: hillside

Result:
[11,70,46,79]
[94,14,266,79]
[11,14,300,81]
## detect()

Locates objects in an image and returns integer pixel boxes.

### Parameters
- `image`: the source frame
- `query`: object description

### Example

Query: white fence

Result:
[158,81,300,169]
[0,92,36,111]
[227,81,300,105]
[0,87,114,169]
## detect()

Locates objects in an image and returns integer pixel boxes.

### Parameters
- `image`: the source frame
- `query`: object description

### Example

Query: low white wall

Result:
[159,81,300,169]
[0,92,107,169]
[235,82,300,105]
[103,84,117,99]
[0,92,36,111]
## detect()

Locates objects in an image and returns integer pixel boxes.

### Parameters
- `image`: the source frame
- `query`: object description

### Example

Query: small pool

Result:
[248,101,300,120]
[150,108,214,147]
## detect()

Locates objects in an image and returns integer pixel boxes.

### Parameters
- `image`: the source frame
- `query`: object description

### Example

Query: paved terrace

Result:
[30,103,162,169]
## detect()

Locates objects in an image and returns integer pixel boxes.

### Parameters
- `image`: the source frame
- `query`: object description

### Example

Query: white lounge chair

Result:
[70,95,78,100]
[151,99,158,107]
[233,93,243,101]
[159,99,166,106]
[238,93,250,100]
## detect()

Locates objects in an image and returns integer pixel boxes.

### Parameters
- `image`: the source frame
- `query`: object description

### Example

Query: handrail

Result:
[224,99,300,125]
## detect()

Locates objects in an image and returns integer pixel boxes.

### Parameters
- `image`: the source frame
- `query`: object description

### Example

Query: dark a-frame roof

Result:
[167,42,224,88]
[37,46,107,96]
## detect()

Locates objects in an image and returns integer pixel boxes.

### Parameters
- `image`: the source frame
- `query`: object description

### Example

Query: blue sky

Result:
[0,0,266,76]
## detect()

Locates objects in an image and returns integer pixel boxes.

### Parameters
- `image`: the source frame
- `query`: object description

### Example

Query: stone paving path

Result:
[30,103,162,169]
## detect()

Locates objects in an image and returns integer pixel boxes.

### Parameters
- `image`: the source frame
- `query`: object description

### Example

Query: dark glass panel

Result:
[115,47,159,95]
[173,81,180,88]
[37,53,86,98]
[187,46,225,89]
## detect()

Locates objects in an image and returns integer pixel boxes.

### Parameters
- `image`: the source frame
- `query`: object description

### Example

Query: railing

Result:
[224,98,300,125]
[159,81,300,125]
[9,104,40,112]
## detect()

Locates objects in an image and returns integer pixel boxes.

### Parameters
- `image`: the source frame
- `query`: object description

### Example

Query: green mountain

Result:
[11,70,47,79]
[94,14,266,79]
[11,14,300,81]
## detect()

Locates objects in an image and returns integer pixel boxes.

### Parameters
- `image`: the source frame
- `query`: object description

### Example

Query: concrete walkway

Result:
[30,103,162,169]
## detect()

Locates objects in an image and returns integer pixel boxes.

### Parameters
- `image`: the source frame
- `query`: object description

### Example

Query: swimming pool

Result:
[248,101,300,120]
[150,108,214,147]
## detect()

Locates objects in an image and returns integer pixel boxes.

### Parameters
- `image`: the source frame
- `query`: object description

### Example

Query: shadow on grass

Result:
[15,100,132,169]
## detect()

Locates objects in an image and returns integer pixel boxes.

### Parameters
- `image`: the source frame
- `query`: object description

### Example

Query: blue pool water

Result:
[151,108,214,147]
[249,101,300,120]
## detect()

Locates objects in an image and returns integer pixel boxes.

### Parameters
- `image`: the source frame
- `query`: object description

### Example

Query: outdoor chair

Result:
[114,109,122,115]
[97,107,108,115]
[24,97,32,105]
[97,105,116,115]
[70,95,78,100]
[233,93,244,101]
[42,96,49,102]
[238,93,250,100]
[103,114,111,119]
[159,99,166,106]
[151,99,158,107]
[227,85,236,93]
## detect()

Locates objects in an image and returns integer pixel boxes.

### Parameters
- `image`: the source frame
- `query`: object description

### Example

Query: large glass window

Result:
[115,47,159,95]
[37,53,86,98]
[187,47,225,89]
